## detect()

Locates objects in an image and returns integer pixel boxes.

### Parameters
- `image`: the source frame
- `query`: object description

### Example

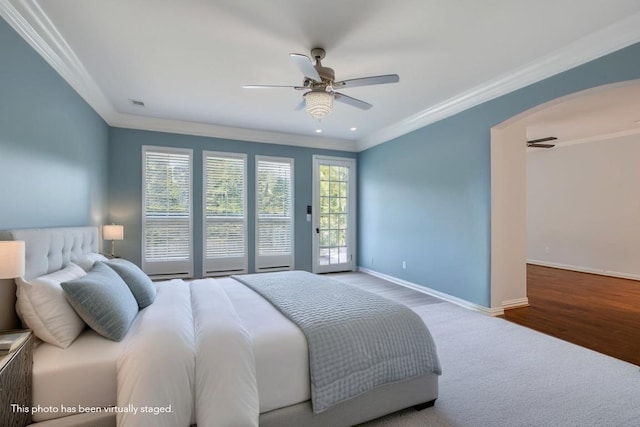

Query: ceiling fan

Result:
[243,48,399,120]
[527,137,557,148]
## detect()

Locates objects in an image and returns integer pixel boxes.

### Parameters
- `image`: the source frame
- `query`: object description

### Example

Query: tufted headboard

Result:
[0,226,99,281]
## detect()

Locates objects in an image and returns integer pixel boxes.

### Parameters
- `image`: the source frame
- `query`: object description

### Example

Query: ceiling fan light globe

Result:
[304,91,333,120]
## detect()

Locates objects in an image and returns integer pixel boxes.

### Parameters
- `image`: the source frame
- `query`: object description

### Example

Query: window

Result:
[203,152,247,276]
[256,156,294,271]
[142,146,193,278]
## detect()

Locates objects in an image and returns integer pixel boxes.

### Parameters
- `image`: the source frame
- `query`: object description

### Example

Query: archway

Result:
[489,79,640,312]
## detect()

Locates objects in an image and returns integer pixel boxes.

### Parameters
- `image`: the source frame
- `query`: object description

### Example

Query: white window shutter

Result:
[256,156,294,271]
[203,152,247,276]
[142,146,193,278]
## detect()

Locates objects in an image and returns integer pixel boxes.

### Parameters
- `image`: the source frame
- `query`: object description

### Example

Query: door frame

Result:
[312,155,357,273]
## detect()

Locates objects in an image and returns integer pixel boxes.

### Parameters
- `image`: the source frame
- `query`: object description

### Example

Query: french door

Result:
[312,156,356,273]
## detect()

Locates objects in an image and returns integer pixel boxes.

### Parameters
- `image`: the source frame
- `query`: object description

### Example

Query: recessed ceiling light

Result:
[315,129,322,133]
[350,127,357,131]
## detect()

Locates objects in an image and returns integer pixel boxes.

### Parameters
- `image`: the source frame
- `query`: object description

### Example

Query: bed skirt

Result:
[29,373,437,427]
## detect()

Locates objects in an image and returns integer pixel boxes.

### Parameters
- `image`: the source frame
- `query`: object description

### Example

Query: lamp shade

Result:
[0,240,25,279]
[304,91,333,120]
[103,224,124,241]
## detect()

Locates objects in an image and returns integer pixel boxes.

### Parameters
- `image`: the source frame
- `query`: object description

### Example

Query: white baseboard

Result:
[502,297,529,310]
[527,260,640,281]
[357,267,504,316]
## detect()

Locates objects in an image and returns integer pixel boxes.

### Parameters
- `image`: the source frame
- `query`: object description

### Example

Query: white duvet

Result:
[117,279,195,427]
[191,279,259,427]
[215,277,310,413]
[32,277,309,427]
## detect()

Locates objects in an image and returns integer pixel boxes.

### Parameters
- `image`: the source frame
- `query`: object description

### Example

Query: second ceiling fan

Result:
[243,48,399,120]
[527,137,557,148]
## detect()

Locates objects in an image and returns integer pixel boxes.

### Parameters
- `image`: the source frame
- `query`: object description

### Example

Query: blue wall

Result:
[358,42,640,307]
[108,128,356,276]
[0,18,109,229]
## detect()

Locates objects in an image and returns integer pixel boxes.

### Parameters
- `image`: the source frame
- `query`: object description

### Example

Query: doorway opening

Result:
[490,79,640,314]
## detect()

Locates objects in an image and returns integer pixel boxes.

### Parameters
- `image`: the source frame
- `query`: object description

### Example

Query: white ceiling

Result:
[3,0,640,151]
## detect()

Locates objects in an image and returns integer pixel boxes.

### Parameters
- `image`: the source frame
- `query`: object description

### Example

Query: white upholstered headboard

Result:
[0,226,99,281]
[0,226,99,329]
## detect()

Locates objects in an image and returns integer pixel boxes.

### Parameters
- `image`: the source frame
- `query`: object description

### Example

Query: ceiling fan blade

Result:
[243,84,305,89]
[527,143,555,148]
[334,92,372,110]
[294,99,305,111]
[527,136,557,144]
[290,53,322,82]
[334,74,399,89]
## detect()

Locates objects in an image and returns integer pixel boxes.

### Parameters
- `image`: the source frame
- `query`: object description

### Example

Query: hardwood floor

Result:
[501,264,640,366]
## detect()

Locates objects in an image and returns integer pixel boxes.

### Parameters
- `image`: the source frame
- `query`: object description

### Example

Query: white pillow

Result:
[72,252,108,272]
[16,263,87,348]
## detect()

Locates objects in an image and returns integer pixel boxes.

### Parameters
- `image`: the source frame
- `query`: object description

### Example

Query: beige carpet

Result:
[332,272,640,427]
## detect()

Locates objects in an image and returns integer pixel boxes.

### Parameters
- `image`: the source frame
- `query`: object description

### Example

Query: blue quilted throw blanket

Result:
[232,270,441,413]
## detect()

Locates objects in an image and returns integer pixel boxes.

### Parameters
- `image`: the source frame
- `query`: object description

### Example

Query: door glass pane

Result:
[317,163,351,267]
[339,247,348,263]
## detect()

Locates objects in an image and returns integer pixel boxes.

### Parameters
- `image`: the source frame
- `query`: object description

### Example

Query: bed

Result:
[0,226,440,427]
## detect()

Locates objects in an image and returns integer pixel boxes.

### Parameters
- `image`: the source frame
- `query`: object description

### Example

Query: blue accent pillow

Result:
[61,262,139,342]
[105,259,156,308]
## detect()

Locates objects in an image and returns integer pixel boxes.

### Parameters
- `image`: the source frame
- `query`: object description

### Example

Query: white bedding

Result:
[31,276,308,425]
[32,279,195,426]
[215,276,310,413]
[191,279,259,427]
[16,227,429,427]
[117,279,195,427]
[32,329,124,422]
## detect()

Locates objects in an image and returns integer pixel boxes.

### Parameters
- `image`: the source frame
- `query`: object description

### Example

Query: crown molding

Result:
[0,0,114,116]
[3,0,640,153]
[110,112,358,151]
[357,12,640,152]
[0,0,357,152]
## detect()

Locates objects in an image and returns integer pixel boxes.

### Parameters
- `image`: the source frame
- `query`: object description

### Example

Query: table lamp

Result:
[103,224,124,258]
[0,241,25,279]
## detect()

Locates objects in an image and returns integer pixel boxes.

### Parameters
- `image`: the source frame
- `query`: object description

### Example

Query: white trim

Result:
[111,113,358,152]
[527,259,640,281]
[4,1,640,152]
[0,0,114,119]
[357,12,640,151]
[502,298,529,310]
[357,267,503,316]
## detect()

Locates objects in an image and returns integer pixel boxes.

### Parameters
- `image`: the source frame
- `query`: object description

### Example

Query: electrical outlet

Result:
[402,261,406,269]
[544,246,550,254]
[371,257,374,265]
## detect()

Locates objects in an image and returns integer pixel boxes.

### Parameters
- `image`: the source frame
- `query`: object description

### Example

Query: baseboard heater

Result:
[149,272,191,281]
[205,269,246,277]
[256,265,291,272]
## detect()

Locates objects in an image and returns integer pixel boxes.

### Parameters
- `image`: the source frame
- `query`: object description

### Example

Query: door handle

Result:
[316,228,320,234]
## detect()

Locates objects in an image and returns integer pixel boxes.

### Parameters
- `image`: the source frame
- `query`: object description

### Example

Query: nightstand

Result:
[0,330,33,427]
